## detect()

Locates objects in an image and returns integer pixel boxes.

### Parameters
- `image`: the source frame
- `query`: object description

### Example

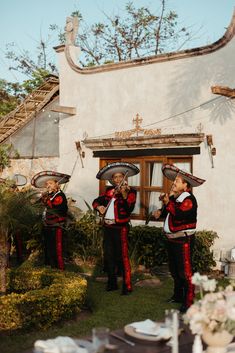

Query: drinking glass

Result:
[92,327,110,351]
[165,309,173,329]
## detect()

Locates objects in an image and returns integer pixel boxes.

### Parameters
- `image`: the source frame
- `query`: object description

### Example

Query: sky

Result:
[0,0,235,83]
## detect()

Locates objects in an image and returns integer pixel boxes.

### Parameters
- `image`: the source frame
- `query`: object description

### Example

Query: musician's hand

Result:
[153,209,162,219]
[97,205,106,215]
[161,193,169,205]
[120,184,130,199]
[41,192,49,204]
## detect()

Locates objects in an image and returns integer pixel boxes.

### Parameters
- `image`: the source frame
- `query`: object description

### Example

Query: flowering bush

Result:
[184,272,235,335]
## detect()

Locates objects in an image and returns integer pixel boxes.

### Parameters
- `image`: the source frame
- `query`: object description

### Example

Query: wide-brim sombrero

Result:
[96,162,140,180]
[31,171,71,188]
[12,174,27,186]
[162,164,205,187]
[0,174,27,186]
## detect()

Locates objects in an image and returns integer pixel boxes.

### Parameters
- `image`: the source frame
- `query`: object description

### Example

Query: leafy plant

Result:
[129,226,218,273]
[0,144,19,172]
[193,230,218,273]
[0,188,43,293]
[66,210,103,263]
[128,225,168,269]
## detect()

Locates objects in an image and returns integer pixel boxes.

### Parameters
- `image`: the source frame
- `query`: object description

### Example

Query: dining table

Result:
[22,323,195,353]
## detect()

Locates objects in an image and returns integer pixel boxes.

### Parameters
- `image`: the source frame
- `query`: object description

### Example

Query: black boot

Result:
[121,283,132,295]
[106,276,118,291]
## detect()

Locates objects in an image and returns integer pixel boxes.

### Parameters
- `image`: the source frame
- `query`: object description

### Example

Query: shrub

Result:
[65,210,103,262]
[0,267,87,331]
[192,230,218,273]
[128,225,168,268]
[128,226,218,272]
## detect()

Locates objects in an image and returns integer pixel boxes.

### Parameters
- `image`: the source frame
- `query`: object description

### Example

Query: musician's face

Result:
[45,179,59,193]
[172,176,188,195]
[111,172,125,186]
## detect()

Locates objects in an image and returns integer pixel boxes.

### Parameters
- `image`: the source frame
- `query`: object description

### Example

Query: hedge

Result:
[128,226,218,272]
[0,267,87,331]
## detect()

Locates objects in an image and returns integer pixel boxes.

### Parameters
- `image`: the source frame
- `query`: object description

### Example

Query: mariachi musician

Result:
[31,171,70,270]
[92,162,139,295]
[154,164,205,313]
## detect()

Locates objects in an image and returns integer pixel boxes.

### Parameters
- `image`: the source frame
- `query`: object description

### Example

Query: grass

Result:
[0,266,179,353]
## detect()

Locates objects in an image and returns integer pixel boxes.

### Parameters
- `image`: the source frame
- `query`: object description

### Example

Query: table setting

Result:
[30,307,192,353]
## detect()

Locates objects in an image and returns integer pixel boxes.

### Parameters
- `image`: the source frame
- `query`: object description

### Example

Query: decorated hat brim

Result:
[12,174,27,186]
[0,174,27,186]
[31,171,71,188]
[96,162,140,180]
[162,164,205,187]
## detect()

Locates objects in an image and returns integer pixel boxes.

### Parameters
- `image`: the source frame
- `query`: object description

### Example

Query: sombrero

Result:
[0,174,27,186]
[96,162,140,180]
[12,174,27,186]
[162,164,205,187]
[31,171,71,188]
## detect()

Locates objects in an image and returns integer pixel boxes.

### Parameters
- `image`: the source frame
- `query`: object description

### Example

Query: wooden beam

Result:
[93,147,201,158]
[51,105,76,115]
[211,85,235,98]
[83,133,205,150]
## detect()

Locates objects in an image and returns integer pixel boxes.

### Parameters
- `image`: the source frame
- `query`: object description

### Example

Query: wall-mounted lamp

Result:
[206,134,216,168]
[75,141,85,168]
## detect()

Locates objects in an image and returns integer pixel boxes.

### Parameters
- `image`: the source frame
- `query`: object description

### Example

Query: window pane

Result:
[147,162,163,187]
[147,191,162,214]
[132,191,140,215]
[174,162,191,173]
[128,163,140,186]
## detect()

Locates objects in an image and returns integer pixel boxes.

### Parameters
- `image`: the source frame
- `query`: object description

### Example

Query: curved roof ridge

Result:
[54,9,235,75]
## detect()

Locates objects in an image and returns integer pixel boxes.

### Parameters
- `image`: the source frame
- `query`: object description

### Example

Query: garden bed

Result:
[0,267,87,331]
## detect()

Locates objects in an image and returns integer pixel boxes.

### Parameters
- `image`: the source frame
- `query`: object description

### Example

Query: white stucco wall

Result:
[56,22,235,252]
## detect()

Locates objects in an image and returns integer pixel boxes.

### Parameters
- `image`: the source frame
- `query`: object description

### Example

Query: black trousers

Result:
[103,224,132,291]
[167,235,195,308]
[44,226,64,270]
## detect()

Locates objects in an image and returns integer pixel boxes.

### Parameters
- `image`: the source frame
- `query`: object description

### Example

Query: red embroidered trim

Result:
[168,215,196,232]
[56,228,64,270]
[182,242,194,307]
[180,199,193,211]
[127,192,136,204]
[47,199,53,208]
[114,202,130,223]
[53,195,63,205]
[120,226,132,291]
[166,200,176,215]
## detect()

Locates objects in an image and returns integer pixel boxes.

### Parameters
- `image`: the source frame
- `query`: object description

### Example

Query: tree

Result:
[0,79,25,117]
[0,144,19,171]
[2,0,197,78]
[76,0,193,66]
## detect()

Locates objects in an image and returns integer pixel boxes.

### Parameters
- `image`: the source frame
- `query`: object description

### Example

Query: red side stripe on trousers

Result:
[120,226,132,291]
[56,228,64,270]
[182,241,194,307]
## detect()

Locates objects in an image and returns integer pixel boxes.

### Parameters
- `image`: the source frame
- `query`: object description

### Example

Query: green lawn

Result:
[0,272,179,353]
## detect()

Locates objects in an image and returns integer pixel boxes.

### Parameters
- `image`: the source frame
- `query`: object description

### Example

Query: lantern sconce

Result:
[206,135,216,168]
[75,141,85,168]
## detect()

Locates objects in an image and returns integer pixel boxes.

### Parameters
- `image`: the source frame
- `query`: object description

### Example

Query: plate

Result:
[124,323,172,342]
